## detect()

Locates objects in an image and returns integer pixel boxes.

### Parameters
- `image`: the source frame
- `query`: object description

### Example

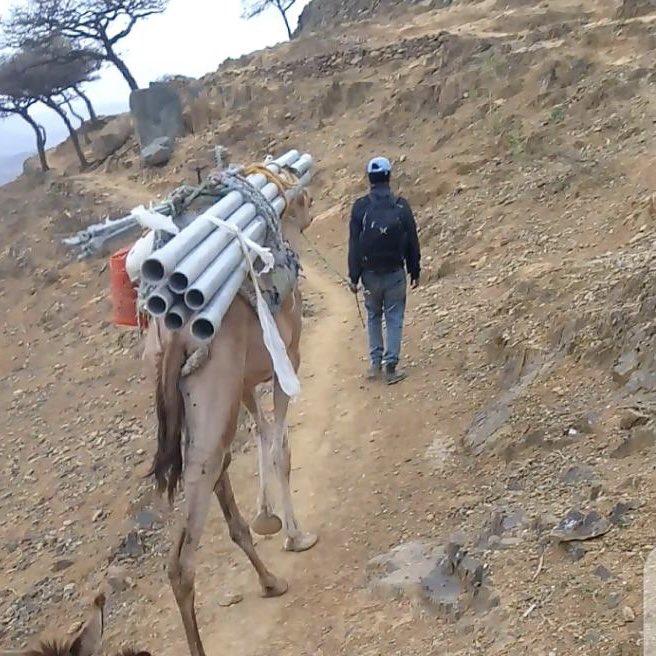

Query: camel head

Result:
[0,594,151,656]
[284,187,314,234]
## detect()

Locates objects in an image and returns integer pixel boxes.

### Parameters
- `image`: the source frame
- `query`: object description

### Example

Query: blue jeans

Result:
[362,269,407,368]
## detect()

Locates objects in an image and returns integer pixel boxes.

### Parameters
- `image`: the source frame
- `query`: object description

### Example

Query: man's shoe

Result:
[366,364,382,380]
[385,364,406,385]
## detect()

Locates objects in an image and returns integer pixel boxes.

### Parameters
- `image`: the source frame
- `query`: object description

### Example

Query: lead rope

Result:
[300,233,366,330]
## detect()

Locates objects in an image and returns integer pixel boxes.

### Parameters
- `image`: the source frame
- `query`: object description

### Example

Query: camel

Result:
[0,593,150,656]
[143,183,318,656]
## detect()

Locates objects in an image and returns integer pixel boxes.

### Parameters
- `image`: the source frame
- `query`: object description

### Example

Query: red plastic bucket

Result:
[109,246,148,328]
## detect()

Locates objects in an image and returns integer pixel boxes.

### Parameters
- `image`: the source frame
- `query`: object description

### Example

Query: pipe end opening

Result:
[169,272,189,293]
[142,259,165,282]
[146,296,167,316]
[191,319,214,341]
[185,289,206,311]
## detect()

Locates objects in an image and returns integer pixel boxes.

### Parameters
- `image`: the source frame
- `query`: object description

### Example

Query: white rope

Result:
[204,215,301,398]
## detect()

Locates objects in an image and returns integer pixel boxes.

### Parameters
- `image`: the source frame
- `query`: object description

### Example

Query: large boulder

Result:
[140,136,174,167]
[129,82,185,149]
[91,115,133,161]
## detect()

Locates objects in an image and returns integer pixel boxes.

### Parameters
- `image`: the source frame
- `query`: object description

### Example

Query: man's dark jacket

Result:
[348,182,421,286]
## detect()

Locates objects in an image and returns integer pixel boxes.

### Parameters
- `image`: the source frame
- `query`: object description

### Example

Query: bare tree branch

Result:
[241,0,298,39]
[4,0,171,90]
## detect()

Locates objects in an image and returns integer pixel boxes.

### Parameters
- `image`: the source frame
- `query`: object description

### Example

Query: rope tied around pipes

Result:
[218,169,284,247]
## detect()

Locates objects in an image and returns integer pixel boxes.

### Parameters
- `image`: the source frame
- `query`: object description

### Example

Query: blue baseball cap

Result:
[367,156,392,175]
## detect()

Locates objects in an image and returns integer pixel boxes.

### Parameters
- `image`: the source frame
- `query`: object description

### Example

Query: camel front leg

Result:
[272,378,318,553]
[213,454,287,597]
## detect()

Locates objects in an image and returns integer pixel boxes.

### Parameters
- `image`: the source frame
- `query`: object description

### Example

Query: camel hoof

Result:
[251,511,283,536]
[284,532,318,553]
[261,577,288,598]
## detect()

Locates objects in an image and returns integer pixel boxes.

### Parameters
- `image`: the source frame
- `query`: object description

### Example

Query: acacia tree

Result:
[241,0,298,40]
[0,93,49,171]
[5,0,169,91]
[24,36,101,123]
[0,46,99,168]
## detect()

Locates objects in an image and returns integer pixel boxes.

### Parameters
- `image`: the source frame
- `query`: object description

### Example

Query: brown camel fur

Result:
[143,187,318,656]
[0,593,151,656]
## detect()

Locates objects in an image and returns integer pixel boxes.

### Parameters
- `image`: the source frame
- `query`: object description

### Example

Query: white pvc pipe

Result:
[185,219,266,310]
[164,302,193,331]
[290,154,313,177]
[141,150,301,283]
[145,151,314,333]
[168,180,282,293]
[190,259,250,341]
[182,165,313,312]
[146,285,178,316]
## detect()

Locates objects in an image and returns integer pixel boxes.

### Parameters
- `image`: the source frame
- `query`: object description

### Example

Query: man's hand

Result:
[348,281,359,294]
[411,276,420,290]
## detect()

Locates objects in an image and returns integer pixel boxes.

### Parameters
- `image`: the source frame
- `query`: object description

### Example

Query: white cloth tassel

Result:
[131,205,180,235]
[205,215,301,397]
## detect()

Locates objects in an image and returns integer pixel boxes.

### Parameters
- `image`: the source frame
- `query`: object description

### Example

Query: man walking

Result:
[347,156,421,384]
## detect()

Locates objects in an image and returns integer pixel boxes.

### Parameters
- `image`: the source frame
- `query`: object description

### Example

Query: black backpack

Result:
[359,190,406,271]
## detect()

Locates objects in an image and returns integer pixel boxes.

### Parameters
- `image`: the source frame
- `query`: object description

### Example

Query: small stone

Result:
[134,510,160,530]
[593,565,615,581]
[120,530,145,558]
[218,592,243,607]
[611,426,656,459]
[607,593,622,609]
[51,559,74,573]
[610,500,639,527]
[106,564,130,592]
[612,351,639,385]
[560,465,597,485]
[550,510,611,543]
[619,408,649,430]
[562,543,586,562]
[584,628,603,644]
[621,606,636,623]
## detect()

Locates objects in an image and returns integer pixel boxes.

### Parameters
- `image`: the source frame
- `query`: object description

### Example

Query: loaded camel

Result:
[0,593,150,656]
[142,178,318,656]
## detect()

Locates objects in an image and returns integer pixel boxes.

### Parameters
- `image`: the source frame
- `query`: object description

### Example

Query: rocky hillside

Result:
[293,0,452,36]
[1,0,656,654]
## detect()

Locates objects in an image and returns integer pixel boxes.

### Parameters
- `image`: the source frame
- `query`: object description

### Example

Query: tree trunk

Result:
[20,110,49,172]
[73,85,98,123]
[275,0,294,39]
[104,43,139,90]
[65,99,91,145]
[43,98,89,169]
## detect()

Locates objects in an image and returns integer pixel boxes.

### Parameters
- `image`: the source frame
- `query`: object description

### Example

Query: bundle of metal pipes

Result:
[141,149,313,342]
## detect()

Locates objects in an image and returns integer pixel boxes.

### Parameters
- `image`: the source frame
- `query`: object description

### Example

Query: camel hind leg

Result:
[168,456,220,656]
[167,314,247,656]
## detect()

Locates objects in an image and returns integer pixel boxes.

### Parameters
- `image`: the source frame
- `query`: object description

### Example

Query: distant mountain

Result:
[0,150,32,185]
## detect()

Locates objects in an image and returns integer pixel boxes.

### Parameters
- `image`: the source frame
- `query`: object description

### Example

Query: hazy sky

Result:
[0,0,310,155]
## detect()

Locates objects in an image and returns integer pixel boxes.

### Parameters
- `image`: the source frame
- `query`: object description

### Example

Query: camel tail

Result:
[149,333,186,503]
